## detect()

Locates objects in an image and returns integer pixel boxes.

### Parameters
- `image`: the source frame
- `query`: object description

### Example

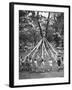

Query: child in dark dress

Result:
[57,57,61,71]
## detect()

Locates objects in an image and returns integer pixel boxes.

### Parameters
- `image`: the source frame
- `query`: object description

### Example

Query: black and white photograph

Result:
[19,10,64,79]
[9,2,70,87]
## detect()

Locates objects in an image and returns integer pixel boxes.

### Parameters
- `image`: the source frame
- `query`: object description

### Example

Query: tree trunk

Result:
[37,12,43,38]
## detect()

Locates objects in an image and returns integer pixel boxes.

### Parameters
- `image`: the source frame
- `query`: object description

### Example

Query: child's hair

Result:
[34,59,36,61]
[62,57,63,61]
[26,56,28,59]
[20,56,22,58]
[29,57,31,60]
[42,59,44,62]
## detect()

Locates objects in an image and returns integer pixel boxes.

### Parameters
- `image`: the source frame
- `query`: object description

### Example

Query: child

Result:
[40,59,45,72]
[19,56,24,71]
[48,60,53,71]
[57,57,61,71]
[29,57,33,71]
[34,59,38,72]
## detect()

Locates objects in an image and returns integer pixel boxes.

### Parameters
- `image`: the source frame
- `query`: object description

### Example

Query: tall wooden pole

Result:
[46,12,50,38]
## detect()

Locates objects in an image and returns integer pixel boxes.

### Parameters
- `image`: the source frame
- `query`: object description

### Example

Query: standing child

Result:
[41,59,45,72]
[19,56,24,71]
[57,57,61,71]
[48,60,53,71]
[34,59,38,72]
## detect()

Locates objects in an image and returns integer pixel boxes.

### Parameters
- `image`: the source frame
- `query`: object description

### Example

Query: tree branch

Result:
[37,12,43,37]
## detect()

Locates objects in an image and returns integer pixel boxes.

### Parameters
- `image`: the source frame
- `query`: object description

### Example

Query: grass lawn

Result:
[19,70,64,79]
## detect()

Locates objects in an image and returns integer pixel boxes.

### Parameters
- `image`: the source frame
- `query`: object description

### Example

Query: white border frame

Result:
[14,4,69,86]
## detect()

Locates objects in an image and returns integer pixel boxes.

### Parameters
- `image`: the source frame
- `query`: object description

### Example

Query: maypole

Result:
[41,38,44,59]
[32,39,42,58]
[23,39,42,62]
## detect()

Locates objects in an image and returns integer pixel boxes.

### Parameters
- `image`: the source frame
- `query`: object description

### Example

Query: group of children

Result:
[19,55,63,72]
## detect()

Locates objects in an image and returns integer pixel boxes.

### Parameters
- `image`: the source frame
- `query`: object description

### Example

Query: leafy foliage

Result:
[19,10,64,50]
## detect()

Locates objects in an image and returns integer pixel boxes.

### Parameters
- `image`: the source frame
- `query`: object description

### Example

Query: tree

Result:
[53,13,64,47]
[19,10,64,48]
